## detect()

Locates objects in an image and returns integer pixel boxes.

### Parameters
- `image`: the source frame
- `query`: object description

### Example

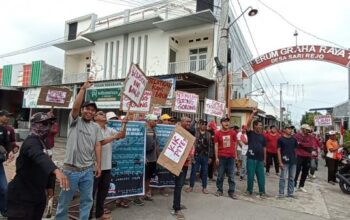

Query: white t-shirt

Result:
[101,127,118,170]
[237,132,248,155]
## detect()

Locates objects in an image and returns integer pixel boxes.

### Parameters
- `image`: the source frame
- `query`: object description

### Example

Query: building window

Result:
[189,47,207,71]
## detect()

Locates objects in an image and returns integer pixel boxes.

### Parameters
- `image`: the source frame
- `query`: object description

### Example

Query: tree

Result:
[300,112,321,126]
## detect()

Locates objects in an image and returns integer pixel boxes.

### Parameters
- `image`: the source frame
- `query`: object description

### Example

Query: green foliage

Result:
[300,112,321,126]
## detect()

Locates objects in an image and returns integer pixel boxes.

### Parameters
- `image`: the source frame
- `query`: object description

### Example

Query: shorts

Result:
[145,162,157,180]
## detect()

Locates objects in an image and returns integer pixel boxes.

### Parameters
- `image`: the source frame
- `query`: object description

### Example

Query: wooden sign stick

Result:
[121,103,131,132]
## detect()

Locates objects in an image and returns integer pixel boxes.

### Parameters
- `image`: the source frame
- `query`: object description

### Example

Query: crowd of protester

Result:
[0,80,346,220]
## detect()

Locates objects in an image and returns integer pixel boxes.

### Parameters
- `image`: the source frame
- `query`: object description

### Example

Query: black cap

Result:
[220,117,230,123]
[0,110,13,117]
[81,101,98,110]
[283,124,293,129]
[30,112,56,123]
[270,125,276,129]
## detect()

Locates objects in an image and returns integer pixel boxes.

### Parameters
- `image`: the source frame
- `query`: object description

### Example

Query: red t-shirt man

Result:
[264,132,280,154]
[214,129,237,158]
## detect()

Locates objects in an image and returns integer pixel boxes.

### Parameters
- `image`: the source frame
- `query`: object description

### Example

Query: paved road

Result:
[4,138,350,220]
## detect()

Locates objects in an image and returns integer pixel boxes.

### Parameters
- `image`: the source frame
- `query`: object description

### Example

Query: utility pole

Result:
[279,82,288,130]
[217,0,229,118]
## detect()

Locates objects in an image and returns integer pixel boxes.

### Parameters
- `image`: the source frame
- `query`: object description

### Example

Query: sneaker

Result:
[228,193,238,200]
[202,188,209,194]
[299,187,307,193]
[215,191,223,197]
[244,191,253,196]
[257,193,267,199]
[311,174,316,179]
[171,210,185,220]
[287,194,298,199]
[185,187,193,193]
[277,194,285,199]
[133,198,144,206]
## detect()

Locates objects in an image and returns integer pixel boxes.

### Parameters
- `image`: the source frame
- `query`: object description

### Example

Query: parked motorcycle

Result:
[336,149,350,194]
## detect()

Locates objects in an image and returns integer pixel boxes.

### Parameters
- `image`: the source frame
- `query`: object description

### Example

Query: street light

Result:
[227,6,258,29]
[245,88,265,97]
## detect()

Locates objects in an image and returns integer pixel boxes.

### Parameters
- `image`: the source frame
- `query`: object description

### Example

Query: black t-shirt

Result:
[7,135,57,203]
[0,125,11,152]
[247,130,266,161]
[278,136,298,164]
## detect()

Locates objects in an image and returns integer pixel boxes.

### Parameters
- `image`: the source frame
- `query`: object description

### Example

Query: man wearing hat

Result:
[277,124,298,199]
[214,117,238,199]
[7,112,69,219]
[56,80,105,220]
[0,110,14,217]
[293,124,314,192]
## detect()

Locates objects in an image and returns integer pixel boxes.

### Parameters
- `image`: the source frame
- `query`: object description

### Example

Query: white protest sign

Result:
[122,90,152,113]
[172,91,199,114]
[123,64,148,104]
[204,98,225,118]
[163,132,189,163]
[151,106,162,116]
[314,115,332,127]
[46,89,67,104]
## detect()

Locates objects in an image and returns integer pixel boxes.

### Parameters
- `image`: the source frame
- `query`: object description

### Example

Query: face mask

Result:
[30,122,51,140]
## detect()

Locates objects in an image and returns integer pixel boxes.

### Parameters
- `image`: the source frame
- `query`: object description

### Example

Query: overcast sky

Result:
[1,0,349,125]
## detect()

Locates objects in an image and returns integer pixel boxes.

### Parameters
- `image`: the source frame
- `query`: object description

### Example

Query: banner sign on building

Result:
[157,124,195,176]
[37,87,72,107]
[172,91,199,114]
[314,115,333,127]
[23,87,74,109]
[123,64,148,104]
[146,77,172,105]
[107,121,146,199]
[204,98,225,118]
[121,90,152,113]
[85,86,122,109]
[150,124,175,187]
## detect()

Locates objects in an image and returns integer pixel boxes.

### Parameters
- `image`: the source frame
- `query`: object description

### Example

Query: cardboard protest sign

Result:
[157,124,195,176]
[146,77,172,105]
[172,91,199,114]
[37,87,72,107]
[151,106,162,116]
[314,115,332,127]
[204,98,225,118]
[107,121,146,199]
[123,64,148,104]
[121,90,152,113]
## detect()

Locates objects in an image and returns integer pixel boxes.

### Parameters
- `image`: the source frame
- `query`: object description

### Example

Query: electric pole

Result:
[280,82,288,130]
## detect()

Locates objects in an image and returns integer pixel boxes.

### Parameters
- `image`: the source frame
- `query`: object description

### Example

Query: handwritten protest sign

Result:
[151,106,162,116]
[172,91,199,114]
[204,98,225,118]
[157,124,195,176]
[37,87,72,107]
[107,121,146,199]
[146,77,172,105]
[123,64,148,104]
[121,90,152,113]
[314,115,332,127]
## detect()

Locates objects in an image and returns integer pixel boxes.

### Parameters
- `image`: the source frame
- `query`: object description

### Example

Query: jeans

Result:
[216,157,235,194]
[279,163,296,196]
[246,159,265,194]
[189,155,209,188]
[173,167,188,211]
[240,155,247,178]
[56,167,94,220]
[0,163,7,213]
[266,152,279,174]
[294,156,311,188]
[310,158,318,175]
[90,170,111,218]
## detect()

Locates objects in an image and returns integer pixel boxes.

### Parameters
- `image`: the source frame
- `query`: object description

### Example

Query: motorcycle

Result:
[336,149,350,194]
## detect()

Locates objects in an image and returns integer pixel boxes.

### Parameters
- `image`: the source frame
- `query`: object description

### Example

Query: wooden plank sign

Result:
[172,91,199,114]
[123,64,148,104]
[37,87,72,107]
[146,77,172,105]
[204,98,225,118]
[121,90,152,113]
[157,124,195,176]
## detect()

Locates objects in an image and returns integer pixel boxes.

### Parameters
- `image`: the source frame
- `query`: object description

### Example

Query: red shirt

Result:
[214,130,237,158]
[264,132,280,153]
[294,132,314,158]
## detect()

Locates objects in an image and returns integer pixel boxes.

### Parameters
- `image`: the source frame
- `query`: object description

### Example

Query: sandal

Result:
[104,208,111,214]
[116,200,129,208]
[185,187,193,193]
[143,195,153,201]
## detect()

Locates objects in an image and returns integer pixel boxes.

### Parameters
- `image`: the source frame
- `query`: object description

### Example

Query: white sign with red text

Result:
[204,98,225,118]
[314,115,332,127]
[122,90,152,113]
[123,64,148,104]
[172,91,199,114]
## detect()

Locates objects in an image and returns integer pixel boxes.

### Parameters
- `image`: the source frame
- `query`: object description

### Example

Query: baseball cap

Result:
[220,117,230,123]
[328,130,337,135]
[283,124,293,129]
[145,114,158,121]
[81,101,98,110]
[106,112,118,120]
[30,112,56,123]
[301,124,311,130]
[160,114,171,120]
[0,110,13,117]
